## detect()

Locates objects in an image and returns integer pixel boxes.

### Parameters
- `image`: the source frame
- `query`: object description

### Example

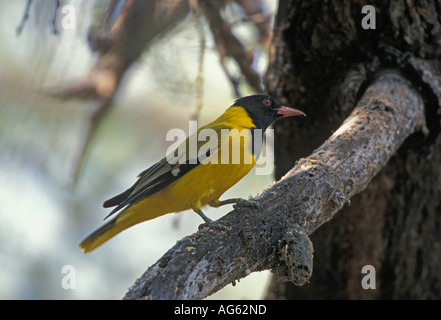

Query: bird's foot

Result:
[195,209,228,232]
[212,198,263,210]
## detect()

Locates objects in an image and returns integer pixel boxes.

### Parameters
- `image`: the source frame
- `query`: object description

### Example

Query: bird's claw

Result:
[199,220,228,232]
[234,198,263,210]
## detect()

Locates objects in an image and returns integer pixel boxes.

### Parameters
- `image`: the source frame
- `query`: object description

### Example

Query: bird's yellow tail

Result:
[79,213,143,253]
[79,218,119,253]
[80,192,176,253]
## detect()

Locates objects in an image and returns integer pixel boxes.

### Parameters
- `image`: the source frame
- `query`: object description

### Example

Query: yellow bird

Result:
[79,94,305,252]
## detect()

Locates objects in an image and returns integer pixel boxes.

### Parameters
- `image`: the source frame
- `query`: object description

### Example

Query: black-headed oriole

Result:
[79,94,305,252]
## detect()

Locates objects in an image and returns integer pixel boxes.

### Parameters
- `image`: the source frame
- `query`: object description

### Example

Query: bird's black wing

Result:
[102,162,163,208]
[101,125,226,220]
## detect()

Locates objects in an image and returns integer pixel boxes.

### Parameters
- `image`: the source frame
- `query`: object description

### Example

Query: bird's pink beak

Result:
[277,106,306,117]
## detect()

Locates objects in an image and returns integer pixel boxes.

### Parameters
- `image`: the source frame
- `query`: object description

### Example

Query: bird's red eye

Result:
[263,98,271,106]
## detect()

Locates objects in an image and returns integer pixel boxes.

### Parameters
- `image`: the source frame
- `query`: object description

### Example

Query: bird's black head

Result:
[233,94,305,131]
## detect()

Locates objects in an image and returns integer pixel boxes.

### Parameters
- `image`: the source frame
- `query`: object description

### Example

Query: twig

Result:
[200,0,264,95]
[16,0,61,35]
[123,71,425,299]
[50,0,60,35]
[16,0,33,36]
[232,0,272,49]
[218,58,242,97]
[55,0,190,186]
[70,98,112,186]
[190,0,206,122]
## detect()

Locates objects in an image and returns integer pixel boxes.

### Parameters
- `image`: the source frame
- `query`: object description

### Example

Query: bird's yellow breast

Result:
[170,109,257,208]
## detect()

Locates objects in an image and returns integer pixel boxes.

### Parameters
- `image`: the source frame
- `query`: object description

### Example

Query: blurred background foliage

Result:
[0,0,277,299]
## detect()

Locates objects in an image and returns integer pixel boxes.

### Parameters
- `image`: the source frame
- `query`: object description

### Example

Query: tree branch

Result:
[16,0,33,36]
[56,0,190,185]
[200,0,264,95]
[123,71,425,300]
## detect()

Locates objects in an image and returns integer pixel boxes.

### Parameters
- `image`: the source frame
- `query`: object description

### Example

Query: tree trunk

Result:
[265,0,441,299]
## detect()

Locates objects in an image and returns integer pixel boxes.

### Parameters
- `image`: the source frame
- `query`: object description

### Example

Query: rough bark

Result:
[123,71,424,300]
